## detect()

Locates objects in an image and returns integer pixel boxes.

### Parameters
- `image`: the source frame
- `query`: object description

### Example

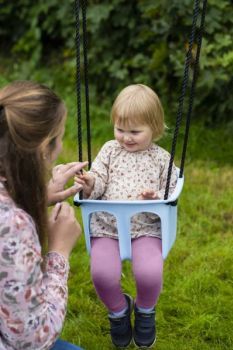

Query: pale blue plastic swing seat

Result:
[74,168,184,260]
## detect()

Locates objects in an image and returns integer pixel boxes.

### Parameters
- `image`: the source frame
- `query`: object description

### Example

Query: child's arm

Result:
[75,171,95,198]
[157,155,177,199]
[138,151,177,200]
[75,141,113,199]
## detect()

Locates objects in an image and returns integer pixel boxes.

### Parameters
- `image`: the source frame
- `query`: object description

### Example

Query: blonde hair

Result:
[111,84,165,141]
[0,80,66,247]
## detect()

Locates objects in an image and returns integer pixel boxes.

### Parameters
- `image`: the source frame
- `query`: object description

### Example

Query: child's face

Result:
[114,122,153,152]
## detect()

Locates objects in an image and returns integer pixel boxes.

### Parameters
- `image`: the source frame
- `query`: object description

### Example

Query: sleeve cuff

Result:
[44,251,70,281]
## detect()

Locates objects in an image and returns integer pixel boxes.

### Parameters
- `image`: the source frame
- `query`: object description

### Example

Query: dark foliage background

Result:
[0,0,232,124]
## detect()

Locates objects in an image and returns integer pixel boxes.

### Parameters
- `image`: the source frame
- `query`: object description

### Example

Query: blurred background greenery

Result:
[0,1,233,349]
[0,0,232,125]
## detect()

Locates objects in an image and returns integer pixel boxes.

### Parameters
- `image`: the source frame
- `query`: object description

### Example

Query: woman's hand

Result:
[138,189,160,200]
[47,161,88,205]
[74,171,95,198]
[48,202,82,259]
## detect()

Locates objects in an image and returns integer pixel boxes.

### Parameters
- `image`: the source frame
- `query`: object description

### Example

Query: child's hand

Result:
[74,171,95,198]
[138,189,160,200]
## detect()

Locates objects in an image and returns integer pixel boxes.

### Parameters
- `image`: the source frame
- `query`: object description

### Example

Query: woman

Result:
[0,81,86,350]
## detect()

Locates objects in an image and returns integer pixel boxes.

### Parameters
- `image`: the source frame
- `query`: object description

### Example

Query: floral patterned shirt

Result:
[88,140,178,239]
[0,182,69,350]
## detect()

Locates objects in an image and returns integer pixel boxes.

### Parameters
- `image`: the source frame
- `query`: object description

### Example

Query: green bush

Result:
[0,0,232,123]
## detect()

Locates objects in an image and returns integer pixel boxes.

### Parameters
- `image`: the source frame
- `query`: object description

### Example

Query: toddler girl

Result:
[76,84,177,348]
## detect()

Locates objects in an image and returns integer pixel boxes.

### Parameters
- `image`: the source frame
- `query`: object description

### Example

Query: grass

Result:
[62,161,233,350]
[0,66,233,349]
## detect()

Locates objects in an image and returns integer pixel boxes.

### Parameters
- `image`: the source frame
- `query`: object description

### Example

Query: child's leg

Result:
[132,236,163,308]
[91,237,133,347]
[91,237,127,313]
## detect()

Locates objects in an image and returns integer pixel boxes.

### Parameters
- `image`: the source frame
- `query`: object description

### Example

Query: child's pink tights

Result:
[91,236,163,313]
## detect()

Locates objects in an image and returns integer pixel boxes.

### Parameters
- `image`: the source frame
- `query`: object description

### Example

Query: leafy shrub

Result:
[0,0,232,123]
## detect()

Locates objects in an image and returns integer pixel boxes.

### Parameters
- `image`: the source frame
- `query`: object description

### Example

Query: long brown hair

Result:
[0,81,66,247]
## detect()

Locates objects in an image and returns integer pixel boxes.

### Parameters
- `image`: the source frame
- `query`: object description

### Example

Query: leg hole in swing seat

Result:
[89,211,118,237]
[130,212,161,237]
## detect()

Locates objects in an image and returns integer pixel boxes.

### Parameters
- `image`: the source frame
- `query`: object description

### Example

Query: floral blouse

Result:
[0,182,69,350]
[88,140,178,239]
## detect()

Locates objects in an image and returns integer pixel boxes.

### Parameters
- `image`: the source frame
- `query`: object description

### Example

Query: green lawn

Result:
[63,162,233,350]
[1,70,232,350]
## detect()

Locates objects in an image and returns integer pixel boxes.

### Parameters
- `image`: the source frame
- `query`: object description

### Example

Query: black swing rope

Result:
[75,0,207,202]
[75,0,92,199]
[81,0,92,169]
[179,0,208,179]
[75,0,92,168]
[75,0,82,166]
[164,0,207,199]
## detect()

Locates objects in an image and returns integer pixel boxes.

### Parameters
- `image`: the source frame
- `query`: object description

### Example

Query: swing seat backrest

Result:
[74,168,184,260]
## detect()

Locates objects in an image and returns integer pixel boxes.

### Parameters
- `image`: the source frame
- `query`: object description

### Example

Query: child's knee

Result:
[91,263,120,288]
[134,265,163,289]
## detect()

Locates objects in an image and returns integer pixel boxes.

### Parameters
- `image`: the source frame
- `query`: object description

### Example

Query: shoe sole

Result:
[133,337,156,349]
[114,339,133,349]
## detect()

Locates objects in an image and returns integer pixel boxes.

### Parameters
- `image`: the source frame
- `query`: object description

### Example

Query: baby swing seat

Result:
[74,168,184,260]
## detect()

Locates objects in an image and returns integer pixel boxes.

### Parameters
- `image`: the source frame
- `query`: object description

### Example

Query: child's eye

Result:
[131,131,140,135]
[116,128,124,132]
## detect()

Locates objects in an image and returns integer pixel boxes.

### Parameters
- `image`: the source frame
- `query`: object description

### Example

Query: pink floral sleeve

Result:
[0,196,69,350]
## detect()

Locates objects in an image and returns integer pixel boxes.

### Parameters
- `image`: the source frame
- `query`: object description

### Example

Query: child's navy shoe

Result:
[133,305,156,348]
[108,294,133,348]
